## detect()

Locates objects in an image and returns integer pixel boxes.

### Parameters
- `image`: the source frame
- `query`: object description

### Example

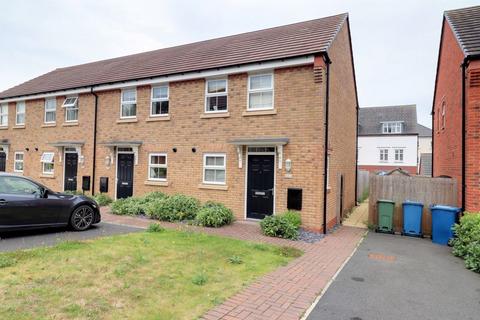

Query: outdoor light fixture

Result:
[285,159,292,173]
[78,155,85,165]
[104,155,111,168]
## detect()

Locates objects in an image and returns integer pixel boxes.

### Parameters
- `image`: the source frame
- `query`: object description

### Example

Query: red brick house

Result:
[433,5,480,210]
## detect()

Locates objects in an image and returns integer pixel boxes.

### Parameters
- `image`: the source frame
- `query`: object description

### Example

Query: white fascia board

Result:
[0,55,314,103]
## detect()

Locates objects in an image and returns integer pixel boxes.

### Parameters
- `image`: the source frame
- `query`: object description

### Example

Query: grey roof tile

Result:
[445,5,480,56]
[358,105,418,135]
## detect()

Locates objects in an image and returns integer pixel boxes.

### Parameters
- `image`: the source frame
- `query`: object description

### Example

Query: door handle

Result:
[0,199,7,205]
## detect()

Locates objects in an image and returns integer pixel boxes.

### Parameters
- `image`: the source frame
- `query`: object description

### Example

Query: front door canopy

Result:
[100,141,142,165]
[227,137,288,169]
[48,141,85,163]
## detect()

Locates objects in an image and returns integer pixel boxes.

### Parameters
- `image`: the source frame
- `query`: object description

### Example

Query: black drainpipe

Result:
[91,87,98,196]
[461,59,468,211]
[322,54,331,234]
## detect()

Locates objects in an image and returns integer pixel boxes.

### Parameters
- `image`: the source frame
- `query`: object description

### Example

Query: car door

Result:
[0,176,60,228]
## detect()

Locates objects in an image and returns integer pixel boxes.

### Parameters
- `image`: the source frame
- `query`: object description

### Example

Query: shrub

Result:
[110,197,145,216]
[452,213,480,273]
[146,194,200,221]
[191,273,208,286]
[142,191,168,202]
[227,255,243,264]
[195,202,234,227]
[147,223,165,233]
[260,215,299,240]
[282,211,301,229]
[63,190,83,196]
[92,193,112,206]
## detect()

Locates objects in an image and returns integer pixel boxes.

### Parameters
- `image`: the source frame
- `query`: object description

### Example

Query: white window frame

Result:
[16,101,25,126]
[394,149,404,162]
[0,103,8,127]
[247,73,274,111]
[205,79,228,113]
[41,152,55,175]
[62,96,79,122]
[148,153,168,181]
[203,153,226,185]
[150,85,169,117]
[44,98,56,124]
[381,121,403,134]
[120,88,137,119]
[379,149,389,162]
[14,152,24,173]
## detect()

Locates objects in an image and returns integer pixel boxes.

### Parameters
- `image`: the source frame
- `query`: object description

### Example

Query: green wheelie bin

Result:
[376,199,395,234]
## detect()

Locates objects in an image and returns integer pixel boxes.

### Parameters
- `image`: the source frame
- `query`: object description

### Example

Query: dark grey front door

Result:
[0,152,6,172]
[64,153,78,191]
[117,153,134,199]
[247,154,275,219]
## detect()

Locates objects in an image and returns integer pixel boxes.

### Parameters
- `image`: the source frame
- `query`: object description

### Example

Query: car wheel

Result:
[70,205,94,231]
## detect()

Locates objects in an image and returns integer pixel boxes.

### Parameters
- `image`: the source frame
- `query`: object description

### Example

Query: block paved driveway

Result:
[307,232,480,320]
[0,222,143,252]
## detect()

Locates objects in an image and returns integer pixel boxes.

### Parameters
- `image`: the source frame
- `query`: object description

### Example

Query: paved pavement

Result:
[307,232,480,320]
[0,222,143,252]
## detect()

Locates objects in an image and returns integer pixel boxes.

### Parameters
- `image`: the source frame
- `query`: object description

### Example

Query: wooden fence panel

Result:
[368,175,457,235]
[356,170,370,202]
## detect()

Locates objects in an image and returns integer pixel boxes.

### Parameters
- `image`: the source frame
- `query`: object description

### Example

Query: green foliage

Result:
[191,273,208,286]
[147,223,165,233]
[0,255,16,269]
[359,189,369,203]
[63,190,84,196]
[452,213,480,273]
[110,197,145,216]
[92,193,112,206]
[227,255,243,265]
[195,202,234,227]
[146,194,200,221]
[281,211,302,229]
[275,246,303,258]
[260,215,299,240]
[142,191,168,202]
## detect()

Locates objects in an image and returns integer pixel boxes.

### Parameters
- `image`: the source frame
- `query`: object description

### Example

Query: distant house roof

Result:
[445,5,480,57]
[419,153,433,177]
[417,124,432,137]
[0,13,348,100]
[358,105,418,136]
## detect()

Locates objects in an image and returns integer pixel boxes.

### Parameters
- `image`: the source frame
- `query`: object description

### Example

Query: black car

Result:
[0,173,101,231]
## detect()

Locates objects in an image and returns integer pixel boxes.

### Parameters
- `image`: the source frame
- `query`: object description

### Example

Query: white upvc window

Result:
[41,152,55,174]
[16,101,25,125]
[248,73,274,110]
[203,153,226,185]
[121,88,137,118]
[151,86,169,116]
[62,97,78,122]
[205,79,228,113]
[395,149,404,162]
[44,98,56,123]
[382,121,402,134]
[0,103,8,127]
[148,153,167,181]
[14,152,24,173]
[379,149,389,162]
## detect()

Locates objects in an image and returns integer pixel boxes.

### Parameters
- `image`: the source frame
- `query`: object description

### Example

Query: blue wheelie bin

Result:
[402,201,424,237]
[430,205,461,245]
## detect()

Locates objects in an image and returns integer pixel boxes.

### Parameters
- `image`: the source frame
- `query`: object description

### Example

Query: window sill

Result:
[62,122,79,127]
[0,126,8,130]
[146,116,170,122]
[242,109,277,117]
[200,112,230,119]
[13,125,26,129]
[116,118,138,124]
[198,184,228,191]
[42,123,56,128]
[39,174,55,179]
[144,180,169,187]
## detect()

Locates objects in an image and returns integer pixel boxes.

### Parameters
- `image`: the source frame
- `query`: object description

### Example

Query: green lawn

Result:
[0,228,301,320]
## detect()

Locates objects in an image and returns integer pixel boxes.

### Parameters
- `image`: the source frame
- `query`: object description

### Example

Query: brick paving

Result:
[101,208,366,320]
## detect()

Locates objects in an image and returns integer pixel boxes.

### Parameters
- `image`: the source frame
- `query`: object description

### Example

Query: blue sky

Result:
[1,0,479,127]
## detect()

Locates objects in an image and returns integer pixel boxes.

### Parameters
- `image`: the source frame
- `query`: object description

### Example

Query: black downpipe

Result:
[91,88,98,196]
[461,60,467,211]
[323,55,331,234]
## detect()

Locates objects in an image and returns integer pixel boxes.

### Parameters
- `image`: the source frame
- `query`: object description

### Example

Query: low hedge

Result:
[452,213,480,273]
[195,201,234,227]
[260,211,302,240]
[145,194,200,222]
[92,193,113,206]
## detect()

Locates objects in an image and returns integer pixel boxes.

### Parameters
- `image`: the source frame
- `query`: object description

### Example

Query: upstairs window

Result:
[41,152,55,174]
[151,86,169,116]
[203,154,226,185]
[14,152,24,172]
[44,98,56,123]
[0,103,7,127]
[379,149,389,162]
[63,97,78,122]
[205,79,228,113]
[382,122,402,134]
[16,101,25,125]
[395,149,404,162]
[121,88,137,118]
[148,153,167,181]
[248,74,274,110]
